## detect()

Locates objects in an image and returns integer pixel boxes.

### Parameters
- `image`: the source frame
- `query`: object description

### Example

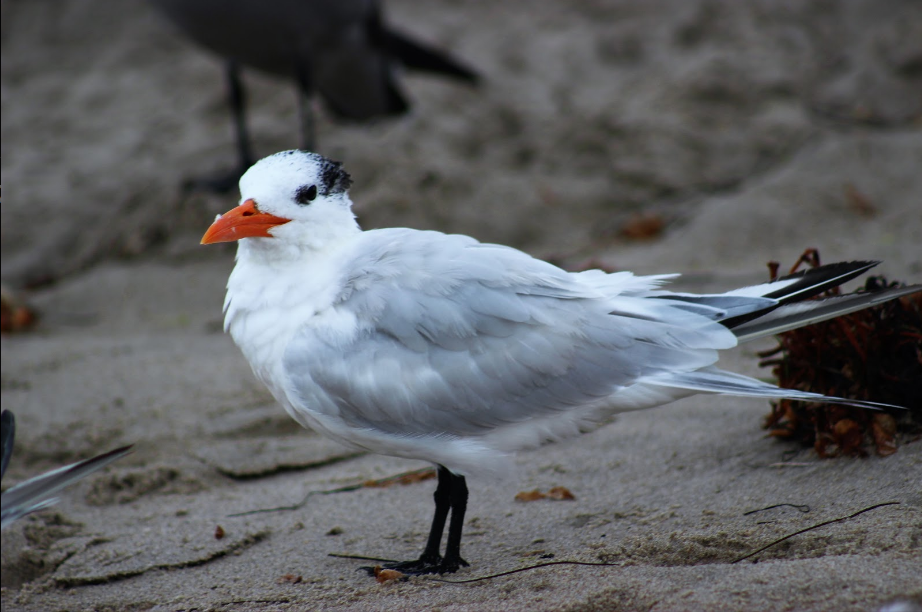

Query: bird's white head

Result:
[201,150,358,251]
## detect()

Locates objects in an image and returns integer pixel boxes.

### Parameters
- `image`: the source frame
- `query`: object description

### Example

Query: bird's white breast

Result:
[223,242,356,417]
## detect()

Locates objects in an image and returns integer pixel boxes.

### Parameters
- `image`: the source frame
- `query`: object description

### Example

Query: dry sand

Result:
[2,0,921,610]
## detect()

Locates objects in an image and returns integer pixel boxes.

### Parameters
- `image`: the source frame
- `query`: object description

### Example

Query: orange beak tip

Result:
[200,201,291,245]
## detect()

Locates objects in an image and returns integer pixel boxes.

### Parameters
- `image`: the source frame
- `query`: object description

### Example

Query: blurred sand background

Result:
[2,0,921,610]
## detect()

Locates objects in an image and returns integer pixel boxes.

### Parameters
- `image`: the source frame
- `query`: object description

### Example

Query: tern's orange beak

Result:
[200,199,291,244]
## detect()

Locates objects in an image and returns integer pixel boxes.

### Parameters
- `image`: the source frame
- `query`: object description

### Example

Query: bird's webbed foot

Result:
[361,552,468,576]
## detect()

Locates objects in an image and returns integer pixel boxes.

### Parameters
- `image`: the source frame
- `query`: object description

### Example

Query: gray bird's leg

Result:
[294,60,316,151]
[182,60,255,193]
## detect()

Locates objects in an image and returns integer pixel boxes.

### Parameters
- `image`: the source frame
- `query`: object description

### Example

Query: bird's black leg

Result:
[294,60,316,151]
[362,465,469,575]
[440,470,470,573]
[182,60,255,193]
[417,464,453,565]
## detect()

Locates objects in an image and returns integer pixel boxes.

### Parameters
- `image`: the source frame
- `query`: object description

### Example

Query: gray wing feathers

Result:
[646,367,897,409]
[278,238,914,442]
[283,233,737,438]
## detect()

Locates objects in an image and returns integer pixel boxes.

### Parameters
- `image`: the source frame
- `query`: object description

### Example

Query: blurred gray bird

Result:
[150,0,479,191]
[1,410,132,530]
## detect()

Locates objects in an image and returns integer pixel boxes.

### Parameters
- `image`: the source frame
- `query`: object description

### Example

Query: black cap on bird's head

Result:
[290,150,352,196]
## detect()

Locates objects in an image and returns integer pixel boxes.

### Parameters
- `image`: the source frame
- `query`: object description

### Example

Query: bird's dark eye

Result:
[295,184,318,205]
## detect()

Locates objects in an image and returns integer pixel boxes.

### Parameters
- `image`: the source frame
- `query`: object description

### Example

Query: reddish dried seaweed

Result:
[0,285,38,333]
[362,467,436,488]
[373,566,405,583]
[759,251,922,457]
[514,486,576,502]
[620,212,665,240]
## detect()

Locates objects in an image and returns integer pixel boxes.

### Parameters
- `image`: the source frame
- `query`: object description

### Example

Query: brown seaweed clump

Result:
[759,251,922,458]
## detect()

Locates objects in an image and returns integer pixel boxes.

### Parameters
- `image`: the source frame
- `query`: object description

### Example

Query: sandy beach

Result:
[3,1,921,610]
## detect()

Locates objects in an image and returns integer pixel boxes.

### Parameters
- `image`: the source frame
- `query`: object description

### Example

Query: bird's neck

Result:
[236,219,361,268]
[223,228,359,395]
